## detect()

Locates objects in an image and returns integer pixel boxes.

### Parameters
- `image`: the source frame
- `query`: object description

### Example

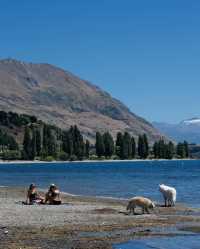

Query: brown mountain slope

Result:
[0,58,162,142]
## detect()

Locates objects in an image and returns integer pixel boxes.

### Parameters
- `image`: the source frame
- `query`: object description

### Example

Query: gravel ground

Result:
[1,187,200,249]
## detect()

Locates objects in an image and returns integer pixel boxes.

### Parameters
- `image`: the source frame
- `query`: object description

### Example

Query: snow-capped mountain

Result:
[153,118,200,144]
[181,118,200,126]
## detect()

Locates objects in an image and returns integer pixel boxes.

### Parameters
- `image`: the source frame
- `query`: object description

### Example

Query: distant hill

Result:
[0,58,162,142]
[153,118,200,144]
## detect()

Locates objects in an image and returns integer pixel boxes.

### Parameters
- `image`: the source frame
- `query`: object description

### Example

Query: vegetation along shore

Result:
[0,110,191,162]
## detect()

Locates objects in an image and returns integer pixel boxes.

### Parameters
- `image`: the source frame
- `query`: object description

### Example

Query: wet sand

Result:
[1,187,200,249]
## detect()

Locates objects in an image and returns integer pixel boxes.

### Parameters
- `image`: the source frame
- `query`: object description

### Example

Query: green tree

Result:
[138,134,149,159]
[143,134,149,159]
[158,139,166,159]
[131,137,136,158]
[73,125,85,160]
[0,129,19,151]
[35,129,42,156]
[138,135,143,159]
[176,142,186,158]
[115,132,123,159]
[42,125,57,157]
[103,132,114,158]
[7,135,18,151]
[166,141,175,159]
[184,141,189,158]
[95,132,105,157]
[42,124,48,156]
[153,141,159,158]
[30,128,37,160]
[62,130,73,156]
[23,127,32,160]
[85,139,90,158]
[122,132,132,159]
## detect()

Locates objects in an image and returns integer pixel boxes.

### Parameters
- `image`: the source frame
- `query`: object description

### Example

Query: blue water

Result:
[115,236,200,249]
[1,160,200,207]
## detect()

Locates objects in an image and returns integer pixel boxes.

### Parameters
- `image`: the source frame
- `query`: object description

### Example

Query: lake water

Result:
[114,236,200,249]
[1,160,200,206]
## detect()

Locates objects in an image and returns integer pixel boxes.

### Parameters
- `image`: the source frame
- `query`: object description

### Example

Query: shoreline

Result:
[1,187,200,249]
[0,158,198,165]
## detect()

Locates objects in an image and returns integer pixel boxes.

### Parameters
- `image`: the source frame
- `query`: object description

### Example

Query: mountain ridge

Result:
[0,58,162,142]
[153,118,200,144]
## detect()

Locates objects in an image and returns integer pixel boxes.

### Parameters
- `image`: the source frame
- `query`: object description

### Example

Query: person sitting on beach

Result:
[45,184,62,205]
[26,183,44,205]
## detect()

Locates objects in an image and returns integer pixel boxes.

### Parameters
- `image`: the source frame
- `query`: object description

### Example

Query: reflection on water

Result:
[115,235,200,249]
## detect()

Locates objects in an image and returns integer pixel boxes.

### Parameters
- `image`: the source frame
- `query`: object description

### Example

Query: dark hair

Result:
[49,184,56,191]
[29,183,36,190]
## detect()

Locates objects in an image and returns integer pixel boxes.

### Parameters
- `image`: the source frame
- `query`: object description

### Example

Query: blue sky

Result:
[0,0,200,123]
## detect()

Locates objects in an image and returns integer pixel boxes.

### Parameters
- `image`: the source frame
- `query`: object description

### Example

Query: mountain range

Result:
[153,118,200,144]
[0,58,163,142]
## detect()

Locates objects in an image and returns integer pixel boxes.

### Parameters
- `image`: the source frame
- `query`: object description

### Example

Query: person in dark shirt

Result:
[26,183,44,205]
[45,184,62,205]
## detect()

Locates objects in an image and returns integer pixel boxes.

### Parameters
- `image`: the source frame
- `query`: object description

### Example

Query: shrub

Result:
[69,154,78,161]
[111,155,120,160]
[89,154,98,160]
[2,150,21,160]
[42,156,55,162]
[58,152,69,161]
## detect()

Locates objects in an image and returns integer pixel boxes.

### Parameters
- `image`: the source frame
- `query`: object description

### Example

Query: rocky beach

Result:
[0,187,200,249]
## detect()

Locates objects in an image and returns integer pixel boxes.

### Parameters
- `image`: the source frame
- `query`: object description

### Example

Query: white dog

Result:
[127,197,155,215]
[159,184,176,207]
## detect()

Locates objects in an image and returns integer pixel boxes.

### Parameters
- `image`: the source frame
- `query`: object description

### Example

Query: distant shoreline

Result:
[0,158,198,164]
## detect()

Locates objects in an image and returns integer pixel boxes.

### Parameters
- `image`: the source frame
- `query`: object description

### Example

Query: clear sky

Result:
[0,0,200,123]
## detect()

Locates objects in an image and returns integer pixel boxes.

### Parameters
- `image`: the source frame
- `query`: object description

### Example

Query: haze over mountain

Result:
[0,58,162,142]
[153,118,200,144]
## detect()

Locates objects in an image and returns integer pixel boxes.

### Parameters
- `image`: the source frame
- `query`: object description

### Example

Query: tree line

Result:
[0,111,190,161]
[95,132,189,160]
[22,124,90,161]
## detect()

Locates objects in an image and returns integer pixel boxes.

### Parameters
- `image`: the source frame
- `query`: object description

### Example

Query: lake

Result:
[114,236,200,249]
[0,160,200,207]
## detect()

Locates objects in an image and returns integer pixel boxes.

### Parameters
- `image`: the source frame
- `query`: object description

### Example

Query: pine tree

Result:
[62,130,73,156]
[30,128,37,160]
[153,141,159,158]
[35,129,41,156]
[42,124,48,156]
[122,132,132,159]
[103,132,114,158]
[184,141,189,158]
[23,126,32,159]
[138,135,143,159]
[176,142,186,158]
[42,125,57,157]
[166,141,175,159]
[158,139,165,159]
[115,132,123,159]
[131,137,136,158]
[7,136,19,151]
[72,125,84,160]
[85,140,90,158]
[143,134,149,159]
[95,132,105,157]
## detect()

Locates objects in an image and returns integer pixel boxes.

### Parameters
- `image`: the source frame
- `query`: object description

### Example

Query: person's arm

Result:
[57,190,61,201]
[45,191,50,203]
[26,191,30,204]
